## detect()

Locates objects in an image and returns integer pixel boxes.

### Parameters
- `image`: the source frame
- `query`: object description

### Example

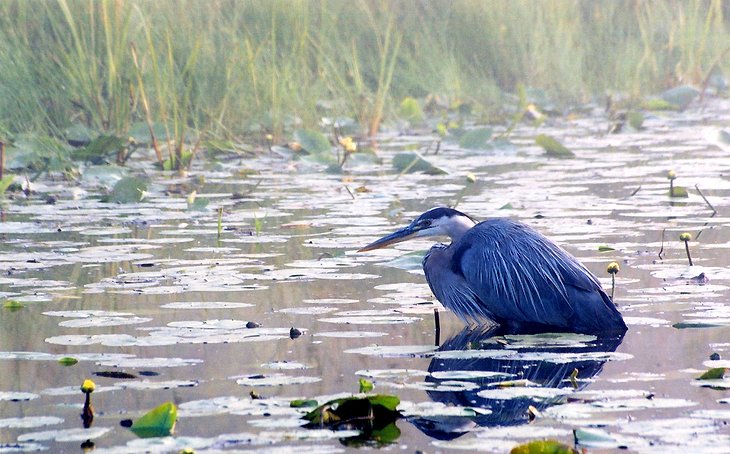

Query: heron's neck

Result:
[446,216,476,243]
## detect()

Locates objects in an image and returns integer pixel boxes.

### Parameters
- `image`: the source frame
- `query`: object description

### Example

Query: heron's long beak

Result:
[358,225,417,252]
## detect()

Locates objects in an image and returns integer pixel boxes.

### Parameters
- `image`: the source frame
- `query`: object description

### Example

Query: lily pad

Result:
[459,128,493,149]
[130,401,177,438]
[535,134,574,158]
[392,152,447,175]
[104,176,148,203]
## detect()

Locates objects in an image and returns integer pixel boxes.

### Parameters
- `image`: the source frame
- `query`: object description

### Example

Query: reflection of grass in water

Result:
[1,1,729,140]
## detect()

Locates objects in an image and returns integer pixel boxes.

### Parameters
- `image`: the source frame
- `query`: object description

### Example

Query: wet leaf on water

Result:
[57,357,78,366]
[3,300,24,310]
[670,186,689,198]
[294,129,331,155]
[359,378,374,393]
[303,394,400,428]
[130,401,177,438]
[535,134,574,158]
[392,152,447,175]
[291,399,319,408]
[510,439,577,454]
[103,176,148,203]
[598,245,615,252]
[458,127,492,149]
[697,367,727,380]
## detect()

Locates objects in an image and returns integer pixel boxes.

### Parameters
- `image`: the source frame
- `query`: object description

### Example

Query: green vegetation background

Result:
[1,0,728,141]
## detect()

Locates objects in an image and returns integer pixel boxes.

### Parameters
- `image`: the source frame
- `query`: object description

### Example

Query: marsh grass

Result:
[0,0,729,151]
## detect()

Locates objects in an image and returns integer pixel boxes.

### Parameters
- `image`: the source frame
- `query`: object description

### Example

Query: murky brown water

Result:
[3,100,730,452]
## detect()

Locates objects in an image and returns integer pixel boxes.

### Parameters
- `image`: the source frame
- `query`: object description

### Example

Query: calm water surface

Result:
[3,101,730,452]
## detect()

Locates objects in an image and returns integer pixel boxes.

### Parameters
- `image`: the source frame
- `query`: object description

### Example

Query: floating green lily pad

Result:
[510,439,577,454]
[392,152,447,175]
[104,176,148,203]
[130,401,177,438]
[459,127,492,149]
[536,134,574,157]
[57,357,78,366]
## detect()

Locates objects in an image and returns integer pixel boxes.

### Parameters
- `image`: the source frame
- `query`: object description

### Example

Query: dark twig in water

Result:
[695,185,717,214]
[658,228,666,260]
[344,185,355,200]
[629,185,641,197]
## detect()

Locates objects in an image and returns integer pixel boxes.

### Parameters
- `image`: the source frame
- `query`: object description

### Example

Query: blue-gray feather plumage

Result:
[424,218,626,334]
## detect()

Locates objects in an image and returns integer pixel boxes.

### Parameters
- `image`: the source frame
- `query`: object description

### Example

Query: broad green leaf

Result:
[294,129,331,155]
[359,378,374,393]
[290,399,319,408]
[459,128,492,149]
[510,439,577,454]
[698,367,726,380]
[58,357,78,366]
[3,300,24,310]
[598,245,615,252]
[392,152,447,175]
[536,134,574,158]
[130,401,177,438]
[105,176,148,203]
[161,151,193,171]
[367,394,399,411]
[670,186,689,198]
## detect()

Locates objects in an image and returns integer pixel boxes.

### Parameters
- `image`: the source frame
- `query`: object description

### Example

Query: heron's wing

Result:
[423,244,497,324]
[453,219,625,332]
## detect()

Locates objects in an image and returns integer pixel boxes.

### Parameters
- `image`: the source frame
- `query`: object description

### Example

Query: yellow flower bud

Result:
[607,262,620,274]
[80,379,96,394]
[680,232,691,242]
[667,170,677,180]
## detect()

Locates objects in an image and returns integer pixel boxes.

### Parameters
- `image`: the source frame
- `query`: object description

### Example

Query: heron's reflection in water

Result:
[408,326,625,440]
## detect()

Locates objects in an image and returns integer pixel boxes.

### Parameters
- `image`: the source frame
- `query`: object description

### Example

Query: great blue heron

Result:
[359,207,627,334]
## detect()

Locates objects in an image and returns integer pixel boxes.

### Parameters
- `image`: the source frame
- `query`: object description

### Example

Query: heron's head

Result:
[358,207,477,252]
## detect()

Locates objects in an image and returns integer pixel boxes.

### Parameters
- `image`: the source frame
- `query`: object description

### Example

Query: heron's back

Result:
[424,218,626,334]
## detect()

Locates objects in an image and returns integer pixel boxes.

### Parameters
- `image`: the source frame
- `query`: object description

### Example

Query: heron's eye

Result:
[420,219,432,228]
